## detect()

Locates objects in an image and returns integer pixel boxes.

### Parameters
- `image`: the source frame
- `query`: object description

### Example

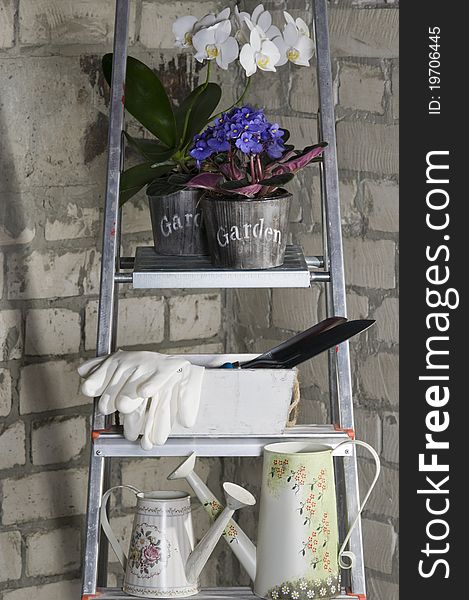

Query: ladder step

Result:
[92,425,353,458]
[126,245,326,289]
[90,587,359,600]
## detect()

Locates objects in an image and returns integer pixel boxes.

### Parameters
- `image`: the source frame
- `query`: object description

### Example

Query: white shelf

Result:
[93,425,353,458]
[95,587,358,600]
[131,245,322,289]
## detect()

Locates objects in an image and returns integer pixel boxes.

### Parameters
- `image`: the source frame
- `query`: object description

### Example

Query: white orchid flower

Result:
[173,8,231,49]
[239,25,281,77]
[234,4,281,43]
[192,19,239,69]
[274,12,314,67]
[173,15,198,48]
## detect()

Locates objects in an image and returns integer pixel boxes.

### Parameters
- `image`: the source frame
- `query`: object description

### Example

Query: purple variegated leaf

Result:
[187,172,224,190]
[228,184,264,198]
[219,162,244,180]
[274,143,327,174]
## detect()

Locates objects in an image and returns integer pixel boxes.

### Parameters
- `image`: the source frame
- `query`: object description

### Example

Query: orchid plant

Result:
[107,4,316,204]
[181,106,327,198]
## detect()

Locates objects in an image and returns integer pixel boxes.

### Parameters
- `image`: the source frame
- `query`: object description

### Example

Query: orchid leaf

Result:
[123,132,175,163]
[175,82,222,149]
[120,162,174,204]
[103,54,176,148]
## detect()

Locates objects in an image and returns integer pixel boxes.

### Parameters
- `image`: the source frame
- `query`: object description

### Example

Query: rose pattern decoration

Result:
[128,523,170,578]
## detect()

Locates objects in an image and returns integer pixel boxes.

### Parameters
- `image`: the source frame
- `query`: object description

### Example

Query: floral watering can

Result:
[100,482,256,598]
[169,439,380,599]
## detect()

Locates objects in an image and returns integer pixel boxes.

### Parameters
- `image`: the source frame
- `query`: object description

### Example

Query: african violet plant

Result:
[103,4,316,204]
[185,105,326,198]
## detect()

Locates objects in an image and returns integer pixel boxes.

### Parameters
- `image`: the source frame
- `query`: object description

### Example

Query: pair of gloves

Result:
[78,350,205,449]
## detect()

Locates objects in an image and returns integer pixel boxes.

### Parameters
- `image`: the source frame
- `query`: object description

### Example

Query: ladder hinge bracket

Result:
[334,424,355,440]
[92,429,112,441]
[347,594,366,600]
[82,594,102,600]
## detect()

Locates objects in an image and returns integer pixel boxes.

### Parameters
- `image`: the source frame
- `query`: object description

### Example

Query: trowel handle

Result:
[332,440,381,569]
[100,485,141,570]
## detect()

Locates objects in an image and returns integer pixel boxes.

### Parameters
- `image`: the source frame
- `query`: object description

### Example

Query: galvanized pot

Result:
[147,189,208,256]
[201,191,292,269]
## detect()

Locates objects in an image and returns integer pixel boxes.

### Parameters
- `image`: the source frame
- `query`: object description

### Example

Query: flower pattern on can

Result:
[267,574,340,600]
[128,523,170,578]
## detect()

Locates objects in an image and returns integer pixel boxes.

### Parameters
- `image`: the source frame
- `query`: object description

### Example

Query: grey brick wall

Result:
[0,1,398,598]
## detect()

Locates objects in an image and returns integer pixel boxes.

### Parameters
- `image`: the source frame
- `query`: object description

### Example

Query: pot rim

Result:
[202,188,292,203]
[147,187,202,200]
[264,441,332,455]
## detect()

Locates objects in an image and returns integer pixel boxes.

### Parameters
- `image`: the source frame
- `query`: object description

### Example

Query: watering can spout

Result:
[185,482,256,583]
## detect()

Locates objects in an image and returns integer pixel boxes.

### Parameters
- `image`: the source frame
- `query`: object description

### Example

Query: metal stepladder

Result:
[81,1,367,598]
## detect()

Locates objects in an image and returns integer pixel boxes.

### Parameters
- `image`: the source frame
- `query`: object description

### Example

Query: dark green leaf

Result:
[281,128,290,143]
[123,132,174,163]
[175,82,222,149]
[146,173,189,197]
[103,54,176,148]
[219,178,250,190]
[259,173,295,186]
[120,162,174,204]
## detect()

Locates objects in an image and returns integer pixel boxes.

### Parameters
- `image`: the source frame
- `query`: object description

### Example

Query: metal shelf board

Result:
[92,587,358,600]
[131,245,315,289]
[93,425,352,458]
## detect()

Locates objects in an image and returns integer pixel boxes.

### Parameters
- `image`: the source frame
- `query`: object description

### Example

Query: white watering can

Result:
[101,482,256,598]
[169,440,380,599]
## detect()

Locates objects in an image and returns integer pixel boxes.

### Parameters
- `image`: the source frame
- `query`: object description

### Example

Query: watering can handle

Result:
[100,485,142,570]
[332,440,381,570]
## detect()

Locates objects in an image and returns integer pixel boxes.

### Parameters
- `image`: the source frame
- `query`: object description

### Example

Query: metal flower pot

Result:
[201,191,292,269]
[147,189,208,256]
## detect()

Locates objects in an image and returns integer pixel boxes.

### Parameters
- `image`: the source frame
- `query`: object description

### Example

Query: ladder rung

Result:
[92,425,353,458]
[89,587,359,600]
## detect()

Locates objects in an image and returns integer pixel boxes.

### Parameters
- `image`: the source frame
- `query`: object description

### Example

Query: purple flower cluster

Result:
[190,106,286,162]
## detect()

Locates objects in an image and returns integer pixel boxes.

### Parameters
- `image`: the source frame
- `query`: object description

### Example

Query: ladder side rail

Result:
[313,0,366,595]
[82,0,131,595]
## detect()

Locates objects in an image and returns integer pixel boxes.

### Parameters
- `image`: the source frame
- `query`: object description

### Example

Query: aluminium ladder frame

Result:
[81,0,366,598]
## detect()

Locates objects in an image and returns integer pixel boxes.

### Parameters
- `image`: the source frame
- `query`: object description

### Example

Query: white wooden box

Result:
[170,354,298,436]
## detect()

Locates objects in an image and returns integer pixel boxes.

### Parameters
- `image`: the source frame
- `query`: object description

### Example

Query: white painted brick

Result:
[374,297,398,344]
[31,416,87,465]
[108,514,134,564]
[362,519,397,574]
[367,576,399,600]
[329,7,399,58]
[365,179,399,233]
[169,294,221,342]
[0,530,22,582]
[19,1,136,45]
[0,0,15,49]
[0,421,26,470]
[85,296,165,350]
[0,367,12,417]
[2,468,87,524]
[361,353,399,406]
[25,308,81,355]
[272,286,321,331]
[19,360,87,414]
[45,203,100,241]
[344,238,395,289]
[7,249,100,299]
[233,289,270,329]
[26,527,81,576]
[140,1,218,49]
[0,309,23,360]
[122,195,152,234]
[290,66,319,113]
[0,58,108,191]
[392,64,399,119]
[355,408,381,454]
[163,342,224,354]
[2,580,81,600]
[359,462,398,519]
[346,291,369,319]
[0,251,3,298]
[339,63,385,113]
[268,115,317,150]
[0,224,35,246]
[337,122,399,175]
[383,412,399,463]
[248,70,284,111]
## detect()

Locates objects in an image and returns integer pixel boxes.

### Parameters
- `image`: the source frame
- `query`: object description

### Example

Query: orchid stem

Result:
[180,61,212,153]
[210,77,251,122]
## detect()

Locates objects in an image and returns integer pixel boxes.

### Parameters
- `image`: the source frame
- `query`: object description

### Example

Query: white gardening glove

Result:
[78,350,204,448]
